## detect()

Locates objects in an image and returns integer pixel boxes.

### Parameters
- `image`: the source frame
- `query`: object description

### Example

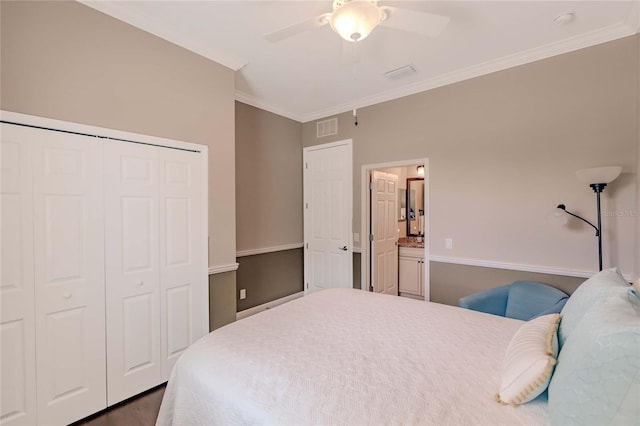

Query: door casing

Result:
[360,159,430,300]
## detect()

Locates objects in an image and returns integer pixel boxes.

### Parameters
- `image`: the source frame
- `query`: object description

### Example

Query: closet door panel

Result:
[159,149,203,379]
[32,130,106,426]
[104,142,162,406]
[0,125,36,426]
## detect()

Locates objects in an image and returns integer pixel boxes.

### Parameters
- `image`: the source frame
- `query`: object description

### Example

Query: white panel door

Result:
[0,124,36,426]
[158,148,203,379]
[104,141,162,406]
[371,171,398,295]
[303,141,352,294]
[32,129,106,425]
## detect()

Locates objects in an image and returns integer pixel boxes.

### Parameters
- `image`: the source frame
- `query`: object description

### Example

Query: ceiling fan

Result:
[264,0,450,43]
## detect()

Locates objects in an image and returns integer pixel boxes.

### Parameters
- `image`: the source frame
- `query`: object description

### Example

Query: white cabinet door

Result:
[32,129,106,425]
[0,125,37,426]
[104,142,162,406]
[158,149,203,379]
[398,256,422,296]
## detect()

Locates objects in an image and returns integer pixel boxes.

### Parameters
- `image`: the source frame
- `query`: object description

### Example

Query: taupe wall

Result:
[209,272,236,331]
[235,102,303,309]
[430,262,585,307]
[1,1,238,327]
[235,102,303,251]
[236,249,303,311]
[303,36,639,297]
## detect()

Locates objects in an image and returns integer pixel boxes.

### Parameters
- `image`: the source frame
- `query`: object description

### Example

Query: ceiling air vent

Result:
[384,64,417,80]
[316,117,338,138]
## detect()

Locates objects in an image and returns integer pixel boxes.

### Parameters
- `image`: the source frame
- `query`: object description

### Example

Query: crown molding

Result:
[235,91,305,122]
[296,21,637,122]
[236,20,635,122]
[81,0,637,123]
[625,0,640,32]
[80,1,248,71]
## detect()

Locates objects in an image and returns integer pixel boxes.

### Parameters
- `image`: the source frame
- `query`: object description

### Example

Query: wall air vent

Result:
[316,117,338,138]
[384,64,417,80]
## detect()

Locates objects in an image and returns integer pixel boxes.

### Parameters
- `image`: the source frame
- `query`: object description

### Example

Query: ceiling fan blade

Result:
[264,13,331,43]
[380,6,450,38]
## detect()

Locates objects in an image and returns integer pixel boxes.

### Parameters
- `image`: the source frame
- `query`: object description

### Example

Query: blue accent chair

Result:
[458,281,569,321]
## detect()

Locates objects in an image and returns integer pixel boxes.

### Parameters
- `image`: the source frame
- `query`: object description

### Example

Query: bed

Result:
[157,288,548,425]
[156,268,639,426]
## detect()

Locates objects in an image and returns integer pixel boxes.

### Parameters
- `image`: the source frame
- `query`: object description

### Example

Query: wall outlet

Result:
[239,289,246,300]
[445,238,453,250]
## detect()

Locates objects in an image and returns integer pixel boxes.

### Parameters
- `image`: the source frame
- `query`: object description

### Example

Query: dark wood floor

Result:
[72,385,165,426]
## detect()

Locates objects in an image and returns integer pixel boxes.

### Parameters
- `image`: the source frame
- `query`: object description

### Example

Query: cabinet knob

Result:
[63,293,72,300]
[137,281,144,287]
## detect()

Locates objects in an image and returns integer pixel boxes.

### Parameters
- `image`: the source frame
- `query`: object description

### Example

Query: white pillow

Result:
[495,313,561,405]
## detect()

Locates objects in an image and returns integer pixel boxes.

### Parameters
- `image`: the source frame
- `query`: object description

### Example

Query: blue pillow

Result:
[548,294,640,425]
[558,268,628,347]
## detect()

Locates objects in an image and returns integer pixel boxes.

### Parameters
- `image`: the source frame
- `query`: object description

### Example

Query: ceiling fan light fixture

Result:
[330,0,383,42]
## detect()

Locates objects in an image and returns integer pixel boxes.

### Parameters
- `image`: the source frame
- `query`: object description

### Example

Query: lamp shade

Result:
[549,205,569,225]
[330,0,382,42]
[576,166,621,185]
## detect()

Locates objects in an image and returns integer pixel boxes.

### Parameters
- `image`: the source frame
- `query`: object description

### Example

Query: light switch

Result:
[240,289,246,300]
[354,233,360,242]
[445,238,453,250]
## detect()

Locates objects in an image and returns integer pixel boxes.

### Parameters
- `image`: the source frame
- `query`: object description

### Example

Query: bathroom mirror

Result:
[398,188,406,221]
[406,178,424,236]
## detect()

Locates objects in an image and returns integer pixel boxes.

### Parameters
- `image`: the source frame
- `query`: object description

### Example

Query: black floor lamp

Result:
[555,166,621,271]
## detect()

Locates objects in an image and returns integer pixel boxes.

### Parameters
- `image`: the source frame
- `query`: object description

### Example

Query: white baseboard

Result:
[236,291,304,320]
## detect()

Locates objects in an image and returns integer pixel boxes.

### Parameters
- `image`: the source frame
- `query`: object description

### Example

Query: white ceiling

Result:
[83,1,639,123]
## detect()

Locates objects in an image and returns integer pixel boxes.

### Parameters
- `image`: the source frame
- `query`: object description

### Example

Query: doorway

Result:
[360,159,430,300]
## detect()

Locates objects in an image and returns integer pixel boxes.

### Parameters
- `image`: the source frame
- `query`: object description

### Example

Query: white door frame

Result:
[360,158,430,300]
[303,139,353,294]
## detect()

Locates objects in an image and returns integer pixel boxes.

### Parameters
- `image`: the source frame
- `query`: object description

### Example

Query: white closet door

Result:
[0,125,36,426]
[32,129,106,425]
[104,141,162,406]
[159,149,203,379]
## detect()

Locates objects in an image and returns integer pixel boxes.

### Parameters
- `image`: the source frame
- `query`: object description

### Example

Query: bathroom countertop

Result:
[398,237,425,248]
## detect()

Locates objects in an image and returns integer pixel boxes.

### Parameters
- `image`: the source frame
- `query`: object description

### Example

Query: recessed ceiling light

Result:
[553,12,576,25]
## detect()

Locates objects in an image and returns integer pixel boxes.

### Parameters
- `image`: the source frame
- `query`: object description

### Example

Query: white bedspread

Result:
[157,289,549,425]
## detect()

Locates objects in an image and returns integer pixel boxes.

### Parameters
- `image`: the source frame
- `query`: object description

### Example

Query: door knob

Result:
[339,246,348,251]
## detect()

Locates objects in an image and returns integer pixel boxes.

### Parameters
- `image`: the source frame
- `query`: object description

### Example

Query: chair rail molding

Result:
[208,263,240,275]
[429,255,632,281]
[236,243,304,258]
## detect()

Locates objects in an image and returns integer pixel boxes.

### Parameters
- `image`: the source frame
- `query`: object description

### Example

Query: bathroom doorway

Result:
[360,159,430,300]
